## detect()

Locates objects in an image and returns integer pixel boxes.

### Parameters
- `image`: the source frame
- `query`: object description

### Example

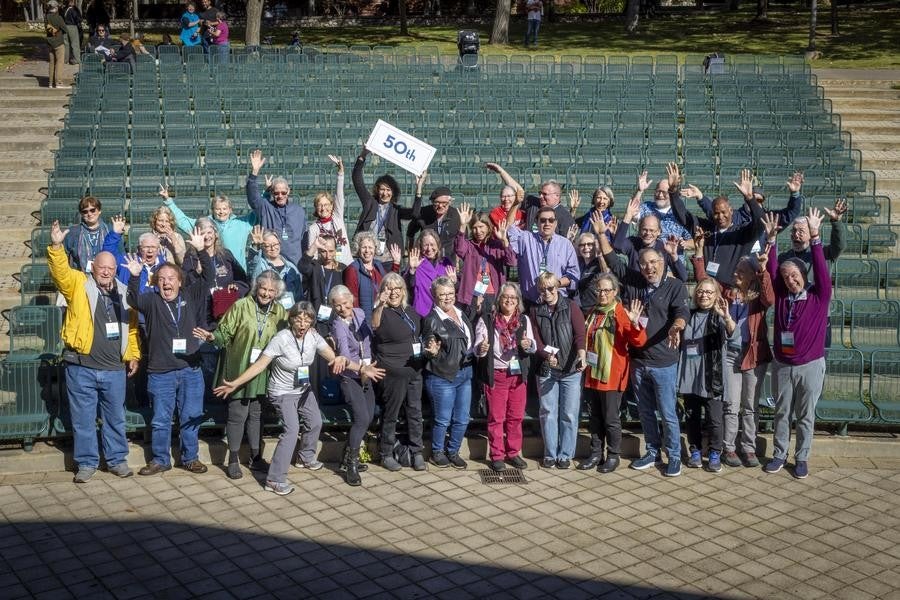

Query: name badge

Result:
[473,281,488,296]
[281,228,289,240]
[317,305,333,321]
[412,342,422,357]
[250,347,262,363]
[539,260,548,274]
[639,316,649,329]
[85,260,93,273]
[105,322,120,340]
[543,345,559,355]
[781,331,795,351]
[750,240,762,254]
[706,262,720,277]
[361,358,372,367]
[685,343,700,357]
[172,338,187,354]
[508,358,521,375]
[586,351,598,367]
[279,292,295,310]
[295,365,310,385]
[377,240,386,255]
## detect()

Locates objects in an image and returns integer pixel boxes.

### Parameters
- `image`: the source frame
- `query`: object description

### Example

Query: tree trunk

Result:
[399,0,408,35]
[756,0,768,19]
[624,0,639,33]
[807,0,817,51]
[245,0,264,47]
[307,0,315,16]
[490,0,511,44]
[830,0,839,35]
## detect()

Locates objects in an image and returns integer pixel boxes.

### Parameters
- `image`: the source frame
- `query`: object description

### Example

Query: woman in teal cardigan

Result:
[195,270,287,479]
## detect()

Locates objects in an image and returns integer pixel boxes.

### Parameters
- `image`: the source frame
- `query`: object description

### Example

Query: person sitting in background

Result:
[108,33,135,66]
[87,23,111,56]
[63,196,115,273]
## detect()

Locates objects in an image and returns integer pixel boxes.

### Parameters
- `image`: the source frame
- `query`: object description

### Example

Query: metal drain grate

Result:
[478,468,528,485]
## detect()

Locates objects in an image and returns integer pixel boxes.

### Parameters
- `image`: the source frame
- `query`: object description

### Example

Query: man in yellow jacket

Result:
[49,221,141,483]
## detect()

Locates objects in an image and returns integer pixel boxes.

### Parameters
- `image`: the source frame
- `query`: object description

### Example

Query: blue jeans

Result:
[632,362,681,460]
[525,19,541,46]
[148,367,205,467]
[425,366,472,455]
[211,42,230,65]
[538,370,582,460]
[65,364,129,470]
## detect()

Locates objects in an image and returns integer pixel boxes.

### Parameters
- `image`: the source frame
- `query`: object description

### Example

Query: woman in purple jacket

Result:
[328,285,386,487]
[405,229,456,317]
[453,202,517,315]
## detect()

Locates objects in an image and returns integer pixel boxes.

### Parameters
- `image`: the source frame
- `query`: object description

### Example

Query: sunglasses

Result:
[539,218,556,224]
[81,207,98,215]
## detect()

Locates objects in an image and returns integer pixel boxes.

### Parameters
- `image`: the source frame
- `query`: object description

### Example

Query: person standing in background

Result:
[45,1,67,89]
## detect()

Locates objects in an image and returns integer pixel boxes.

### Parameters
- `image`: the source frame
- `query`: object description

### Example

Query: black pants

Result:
[377,367,424,457]
[684,394,724,453]
[226,397,263,457]
[341,376,376,450]
[586,388,622,456]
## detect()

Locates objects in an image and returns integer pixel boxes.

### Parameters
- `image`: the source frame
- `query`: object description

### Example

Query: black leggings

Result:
[226,397,263,457]
[377,368,424,457]
[341,376,376,450]
[684,394,724,453]
[585,388,622,456]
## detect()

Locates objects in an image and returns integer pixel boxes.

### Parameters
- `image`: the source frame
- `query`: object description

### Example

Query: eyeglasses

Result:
[387,286,404,293]
[263,243,281,249]
[538,287,556,294]
[436,292,455,298]
[80,207,98,215]
[499,295,518,301]
[272,191,289,196]
[578,242,595,247]
[539,218,556,224]
[597,288,615,294]
[696,289,716,296]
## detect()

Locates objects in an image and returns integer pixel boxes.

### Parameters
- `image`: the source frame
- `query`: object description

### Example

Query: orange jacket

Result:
[583,302,647,392]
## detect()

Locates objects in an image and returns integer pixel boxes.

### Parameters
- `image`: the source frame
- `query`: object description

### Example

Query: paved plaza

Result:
[1,453,899,600]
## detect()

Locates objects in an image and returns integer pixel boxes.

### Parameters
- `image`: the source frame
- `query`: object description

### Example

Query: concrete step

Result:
[841,121,900,136]
[0,124,66,137]
[822,89,900,101]
[0,177,49,194]
[1,138,59,152]
[852,135,900,152]
[0,98,69,112]
[0,87,72,99]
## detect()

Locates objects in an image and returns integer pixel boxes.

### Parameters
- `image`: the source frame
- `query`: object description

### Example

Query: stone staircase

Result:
[0,67,71,351]
[817,71,900,222]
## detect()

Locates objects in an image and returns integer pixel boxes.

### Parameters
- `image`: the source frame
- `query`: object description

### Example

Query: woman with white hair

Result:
[328,285,386,486]
[194,270,288,479]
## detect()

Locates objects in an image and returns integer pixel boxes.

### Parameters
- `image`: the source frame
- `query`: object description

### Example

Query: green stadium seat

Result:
[832,257,881,299]
[816,348,871,430]
[871,349,900,423]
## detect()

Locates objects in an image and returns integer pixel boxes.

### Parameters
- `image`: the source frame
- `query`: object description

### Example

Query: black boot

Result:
[577,453,603,470]
[340,444,368,472]
[345,447,362,487]
[226,451,242,480]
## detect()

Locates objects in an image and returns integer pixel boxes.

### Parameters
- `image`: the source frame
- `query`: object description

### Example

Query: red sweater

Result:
[583,302,648,392]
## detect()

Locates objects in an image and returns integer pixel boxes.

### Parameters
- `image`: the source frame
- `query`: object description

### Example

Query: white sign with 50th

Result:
[364,120,436,177]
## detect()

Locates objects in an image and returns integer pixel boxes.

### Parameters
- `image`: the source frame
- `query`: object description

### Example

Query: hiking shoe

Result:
[448,454,467,470]
[687,448,702,469]
[629,452,660,471]
[706,451,722,473]
[296,459,324,471]
[381,456,402,472]
[138,462,170,476]
[507,456,527,469]
[430,451,451,468]
[249,457,270,472]
[412,453,427,471]
[489,460,506,472]
[226,462,243,480]
[793,461,809,479]
[724,451,742,467]
[743,452,760,468]
[541,458,556,469]
[182,460,208,474]
[664,458,682,477]
[556,459,571,470]
[73,467,96,483]
[265,481,295,496]
[108,463,133,478]
[598,456,620,473]
[764,457,785,474]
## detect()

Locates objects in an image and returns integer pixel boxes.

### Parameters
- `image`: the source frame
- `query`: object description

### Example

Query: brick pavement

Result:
[1,462,898,599]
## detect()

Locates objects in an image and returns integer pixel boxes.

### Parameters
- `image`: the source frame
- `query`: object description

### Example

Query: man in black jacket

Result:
[63,0,82,65]
[407,186,461,258]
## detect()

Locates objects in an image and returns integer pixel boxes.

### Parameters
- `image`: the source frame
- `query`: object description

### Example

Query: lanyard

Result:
[164,295,183,336]
[393,308,417,334]
[436,218,445,236]
[538,235,551,266]
[211,255,221,288]
[292,330,309,365]
[375,204,389,236]
[255,301,272,342]
[322,266,335,297]
[786,294,802,328]
[349,314,367,360]
[276,206,290,237]
[99,290,118,324]
[642,284,658,308]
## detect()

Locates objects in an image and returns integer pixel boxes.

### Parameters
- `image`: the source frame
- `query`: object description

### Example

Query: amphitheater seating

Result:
[1,49,892,445]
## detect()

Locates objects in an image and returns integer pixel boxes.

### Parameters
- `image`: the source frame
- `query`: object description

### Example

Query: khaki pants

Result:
[48,44,66,87]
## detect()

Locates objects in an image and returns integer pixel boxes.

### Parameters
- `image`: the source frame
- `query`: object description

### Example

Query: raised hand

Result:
[713,296,729,318]
[806,206,823,237]
[327,154,344,174]
[415,170,428,196]
[359,147,370,159]
[187,225,205,251]
[445,265,458,284]
[566,223,579,243]
[457,202,474,227]
[264,174,274,189]
[50,220,69,246]
[627,298,644,325]
[823,198,848,222]
[663,234,680,259]
[786,171,804,194]
[249,149,266,175]
[733,168,754,199]
[124,253,143,276]
[568,189,581,214]
[109,214,126,235]
[680,184,703,200]
[493,223,506,242]
[388,243,401,265]
[484,162,501,173]
[590,210,607,236]
[377,286,391,306]
[250,224,264,246]
[407,247,422,271]
[636,170,652,194]
[693,226,706,253]
[158,184,170,201]
[624,194,641,223]
[761,211,780,241]
[756,250,768,271]
[666,162,681,189]
[608,215,618,235]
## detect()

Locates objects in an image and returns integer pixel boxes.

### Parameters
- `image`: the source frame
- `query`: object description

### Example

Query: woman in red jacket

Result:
[578,272,647,473]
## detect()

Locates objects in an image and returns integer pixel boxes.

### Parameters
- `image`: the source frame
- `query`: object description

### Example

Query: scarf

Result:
[587,302,617,383]
[494,309,520,352]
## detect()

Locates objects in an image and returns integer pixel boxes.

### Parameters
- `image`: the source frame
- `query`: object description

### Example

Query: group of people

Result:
[179,0,230,60]
[51,147,846,495]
